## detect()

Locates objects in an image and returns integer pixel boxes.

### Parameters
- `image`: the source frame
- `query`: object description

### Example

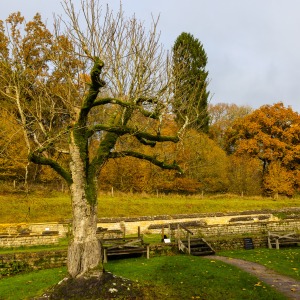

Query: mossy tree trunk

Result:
[67,132,102,278]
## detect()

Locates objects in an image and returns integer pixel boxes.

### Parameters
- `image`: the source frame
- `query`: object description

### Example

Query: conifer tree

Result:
[172,32,210,132]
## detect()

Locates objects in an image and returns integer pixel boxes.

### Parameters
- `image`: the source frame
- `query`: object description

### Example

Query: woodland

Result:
[2,97,300,198]
[1,0,300,281]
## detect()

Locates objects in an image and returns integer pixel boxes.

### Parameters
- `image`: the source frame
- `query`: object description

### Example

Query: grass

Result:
[219,248,300,280]
[0,191,299,223]
[0,267,67,300]
[106,255,287,299]
[0,256,288,300]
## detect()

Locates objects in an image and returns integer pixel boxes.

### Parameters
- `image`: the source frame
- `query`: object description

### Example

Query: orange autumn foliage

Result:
[225,102,300,196]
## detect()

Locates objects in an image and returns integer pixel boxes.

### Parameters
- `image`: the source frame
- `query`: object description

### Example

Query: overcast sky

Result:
[1,0,300,113]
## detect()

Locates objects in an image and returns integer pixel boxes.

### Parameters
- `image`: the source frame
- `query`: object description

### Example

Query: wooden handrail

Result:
[176,224,194,254]
[268,231,300,249]
[178,224,194,235]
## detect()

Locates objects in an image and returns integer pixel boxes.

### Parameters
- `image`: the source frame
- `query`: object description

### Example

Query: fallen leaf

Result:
[254,282,262,287]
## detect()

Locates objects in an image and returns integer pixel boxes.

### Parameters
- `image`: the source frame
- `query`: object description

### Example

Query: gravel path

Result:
[205,255,300,300]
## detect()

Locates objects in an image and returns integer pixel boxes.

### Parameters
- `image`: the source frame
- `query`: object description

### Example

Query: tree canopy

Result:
[225,102,300,196]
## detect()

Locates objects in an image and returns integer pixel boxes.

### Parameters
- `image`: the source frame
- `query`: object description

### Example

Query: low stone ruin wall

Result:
[99,216,300,237]
[181,220,300,237]
[0,229,123,248]
[95,208,300,235]
[206,236,267,251]
[0,222,70,237]
[1,208,299,248]
[0,250,67,277]
[0,234,59,248]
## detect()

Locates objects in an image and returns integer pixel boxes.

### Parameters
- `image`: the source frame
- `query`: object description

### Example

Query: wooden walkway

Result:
[100,237,149,263]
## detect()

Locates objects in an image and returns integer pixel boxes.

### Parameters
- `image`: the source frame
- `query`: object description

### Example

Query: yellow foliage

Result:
[263,161,295,197]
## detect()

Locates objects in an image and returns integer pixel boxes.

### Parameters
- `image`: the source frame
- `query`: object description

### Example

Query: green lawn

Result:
[0,256,288,300]
[0,267,67,300]
[106,255,287,299]
[0,192,299,223]
[219,248,300,280]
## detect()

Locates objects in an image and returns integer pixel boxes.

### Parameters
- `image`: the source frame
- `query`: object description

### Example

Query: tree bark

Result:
[67,133,102,278]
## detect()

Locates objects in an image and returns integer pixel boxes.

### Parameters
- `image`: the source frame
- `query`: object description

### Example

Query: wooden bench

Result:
[268,231,300,249]
[100,237,150,263]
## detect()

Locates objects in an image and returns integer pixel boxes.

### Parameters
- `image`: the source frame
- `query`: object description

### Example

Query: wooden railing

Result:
[176,224,194,254]
[268,231,300,249]
[101,236,150,263]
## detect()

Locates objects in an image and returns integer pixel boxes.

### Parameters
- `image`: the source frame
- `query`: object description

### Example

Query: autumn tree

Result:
[225,102,300,196]
[177,130,229,193]
[149,129,229,194]
[97,115,198,194]
[227,155,262,196]
[0,109,28,182]
[172,32,210,132]
[208,103,252,148]
[0,1,183,279]
[263,161,295,197]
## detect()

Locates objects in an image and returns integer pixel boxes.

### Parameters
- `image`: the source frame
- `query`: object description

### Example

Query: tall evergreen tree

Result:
[172,32,210,132]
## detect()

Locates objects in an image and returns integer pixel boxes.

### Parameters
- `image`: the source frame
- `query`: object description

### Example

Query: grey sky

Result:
[1,0,300,113]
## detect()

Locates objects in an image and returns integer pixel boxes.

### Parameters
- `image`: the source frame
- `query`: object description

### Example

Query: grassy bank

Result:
[0,192,299,223]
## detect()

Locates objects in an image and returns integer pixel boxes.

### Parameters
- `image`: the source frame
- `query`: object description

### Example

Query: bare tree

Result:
[0,1,182,278]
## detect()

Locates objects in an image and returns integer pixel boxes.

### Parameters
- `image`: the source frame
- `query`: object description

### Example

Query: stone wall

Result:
[206,236,267,251]
[0,230,123,248]
[189,220,300,237]
[0,250,67,277]
[0,222,70,237]
[28,222,70,236]
[0,234,59,248]
[96,209,300,236]
[98,218,300,237]
[1,209,299,248]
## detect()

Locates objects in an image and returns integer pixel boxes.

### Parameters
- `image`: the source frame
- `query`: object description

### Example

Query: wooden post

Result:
[168,224,171,242]
[161,226,164,241]
[103,248,107,263]
[276,238,279,249]
[120,221,126,238]
[268,237,272,249]
[188,233,191,254]
[177,224,180,246]
[138,226,141,238]
[147,244,150,259]
[267,232,272,249]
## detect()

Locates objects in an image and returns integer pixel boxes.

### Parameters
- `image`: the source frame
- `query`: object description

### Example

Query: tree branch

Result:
[78,57,105,123]
[109,151,183,173]
[92,97,160,119]
[88,124,179,143]
[29,152,73,185]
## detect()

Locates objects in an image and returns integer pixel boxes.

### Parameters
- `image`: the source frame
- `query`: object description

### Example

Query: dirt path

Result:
[205,255,300,299]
